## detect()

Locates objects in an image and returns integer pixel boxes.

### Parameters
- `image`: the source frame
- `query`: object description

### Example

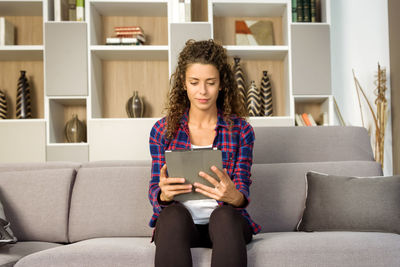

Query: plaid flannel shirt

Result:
[148,109,261,234]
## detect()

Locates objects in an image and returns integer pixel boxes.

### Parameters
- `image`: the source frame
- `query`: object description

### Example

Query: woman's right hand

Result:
[159,164,193,202]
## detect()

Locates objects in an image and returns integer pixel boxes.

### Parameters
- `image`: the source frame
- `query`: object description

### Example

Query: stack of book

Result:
[295,112,328,126]
[292,0,319,22]
[106,26,146,46]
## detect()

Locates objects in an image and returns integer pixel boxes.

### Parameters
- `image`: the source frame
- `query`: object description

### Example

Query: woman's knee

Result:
[209,205,242,229]
[156,203,193,229]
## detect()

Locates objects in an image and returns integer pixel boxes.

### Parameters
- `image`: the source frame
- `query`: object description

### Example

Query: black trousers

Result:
[154,202,253,267]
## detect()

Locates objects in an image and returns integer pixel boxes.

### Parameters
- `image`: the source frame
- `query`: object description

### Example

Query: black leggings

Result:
[154,203,253,267]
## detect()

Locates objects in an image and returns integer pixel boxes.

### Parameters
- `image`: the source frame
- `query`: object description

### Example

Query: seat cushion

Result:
[247,232,400,267]
[14,238,154,267]
[0,241,62,267]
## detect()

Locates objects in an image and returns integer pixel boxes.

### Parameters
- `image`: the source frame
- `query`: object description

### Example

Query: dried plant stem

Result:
[352,69,365,127]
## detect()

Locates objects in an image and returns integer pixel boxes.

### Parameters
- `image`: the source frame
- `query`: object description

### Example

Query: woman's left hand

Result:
[194,166,245,207]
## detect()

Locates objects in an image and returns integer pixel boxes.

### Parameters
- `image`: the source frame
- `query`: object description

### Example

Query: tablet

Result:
[164,148,223,201]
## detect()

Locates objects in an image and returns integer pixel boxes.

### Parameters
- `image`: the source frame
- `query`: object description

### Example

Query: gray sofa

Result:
[0,126,399,267]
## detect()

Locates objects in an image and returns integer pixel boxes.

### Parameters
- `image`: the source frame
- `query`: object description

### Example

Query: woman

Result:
[149,39,260,267]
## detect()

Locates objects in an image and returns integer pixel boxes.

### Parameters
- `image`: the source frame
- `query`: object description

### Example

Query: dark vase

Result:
[0,90,7,119]
[247,81,261,116]
[126,91,144,118]
[16,70,32,119]
[234,57,247,107]
[260,70,273,116]
[64,114,86,143]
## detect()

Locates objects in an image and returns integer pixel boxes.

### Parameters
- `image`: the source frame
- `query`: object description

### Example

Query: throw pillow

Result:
[0,197,17,246]
[297,171,400,234]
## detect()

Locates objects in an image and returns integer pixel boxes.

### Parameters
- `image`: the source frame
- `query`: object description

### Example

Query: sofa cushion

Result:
[253,126,374,164]
[297,171,400,234]
[0,169,76,242]
[248,161,382,232]
[69,167,153,242]
[0,241,62,267]
[246,232,400,267]
[14,238,154,267]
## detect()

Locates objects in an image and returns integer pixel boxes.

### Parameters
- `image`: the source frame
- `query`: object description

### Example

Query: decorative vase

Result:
[233,57,247,106]
[64,114,86,143]
[0,90,7,119]
[260,70,273,116]
[126,91,144,118]
[247,81,261,116]
[16,70,32,119]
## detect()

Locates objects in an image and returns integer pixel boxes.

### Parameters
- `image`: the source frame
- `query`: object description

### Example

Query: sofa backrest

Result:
[0,162,80,243]
[249,126,383,233]
[68,162,153,242]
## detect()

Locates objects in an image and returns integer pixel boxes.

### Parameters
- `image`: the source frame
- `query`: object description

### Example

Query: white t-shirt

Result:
[182,144,219,224]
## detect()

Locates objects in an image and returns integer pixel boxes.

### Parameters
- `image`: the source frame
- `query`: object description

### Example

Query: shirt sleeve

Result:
[148,120,171,214]
[232,120,255,208]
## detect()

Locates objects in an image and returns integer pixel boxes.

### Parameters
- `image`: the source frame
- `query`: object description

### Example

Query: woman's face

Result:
[185,63,221,113]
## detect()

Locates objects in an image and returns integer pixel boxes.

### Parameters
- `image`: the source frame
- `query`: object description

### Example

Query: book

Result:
[165,148,223,201]
[54,0,69,21]
[322,112,329,126]
[106,37,121,45]
[295,114,304,126]
[292,0,297,22]
[76,0,84,21]
[0,17,14,45]
[311,0,317,22]
[301,113,312,126]
[303,0,311,22]
[308,113,317,126]
[68,0,76,21]
[296,0,304,22]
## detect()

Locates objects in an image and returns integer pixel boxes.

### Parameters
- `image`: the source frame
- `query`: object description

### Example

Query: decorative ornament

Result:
[233,57,247,107]
[16,70,32,119]
[247,81,261,116]
[64,114,86,143]
[0,90,7,119]
[260,70,273,116]
[126,91,144,118]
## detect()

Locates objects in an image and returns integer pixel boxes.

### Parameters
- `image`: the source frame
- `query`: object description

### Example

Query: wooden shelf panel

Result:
[98,59,169,118]
[91,45,168,60]
[0,61,44,119]
[248,116,293,127]
[0,0,42,16]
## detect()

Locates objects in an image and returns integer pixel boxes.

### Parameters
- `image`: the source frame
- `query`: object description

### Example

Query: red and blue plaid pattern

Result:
[148,109,261,234]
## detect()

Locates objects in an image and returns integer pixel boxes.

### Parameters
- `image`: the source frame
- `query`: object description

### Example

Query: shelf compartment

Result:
[46,143,89,162]
[90,54,169,119]
[88,118,158,161]
[0,46,43,61]
[91,45,168,60]
[1,15,43,45]
[89,0,168,46]
[0,0,43,16]
[0,61,44,119]
[228,53,291,117]
[211,1,288,46]
[0,119,46,162]
[294,95,333,126]
[48,97,87,143]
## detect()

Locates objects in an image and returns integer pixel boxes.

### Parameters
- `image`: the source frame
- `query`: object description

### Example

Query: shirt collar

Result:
[180,108,229,129]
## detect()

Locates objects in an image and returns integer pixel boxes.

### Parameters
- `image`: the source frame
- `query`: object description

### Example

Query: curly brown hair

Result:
[164,39,247,141]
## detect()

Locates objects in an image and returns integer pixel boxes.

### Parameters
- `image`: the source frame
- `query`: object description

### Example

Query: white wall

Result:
[331,0,393,175]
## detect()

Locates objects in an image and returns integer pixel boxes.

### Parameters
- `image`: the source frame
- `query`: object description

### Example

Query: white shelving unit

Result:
[0,0,334,163]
